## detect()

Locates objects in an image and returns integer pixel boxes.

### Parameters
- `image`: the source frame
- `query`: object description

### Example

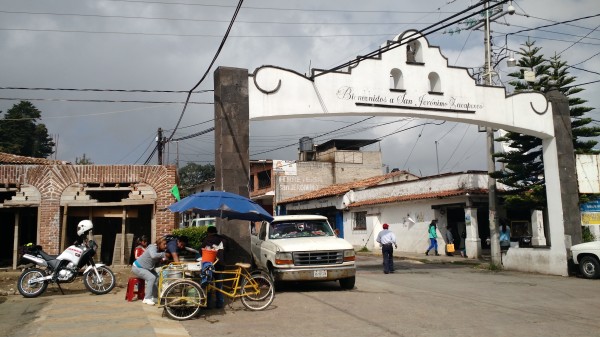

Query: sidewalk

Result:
[12,290,190,337]
[359,249,488,266]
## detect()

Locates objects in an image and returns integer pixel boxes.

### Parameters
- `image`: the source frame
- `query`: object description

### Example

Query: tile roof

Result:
[279,170,410,204]
[0,152,68,165]
[348,188,488,208]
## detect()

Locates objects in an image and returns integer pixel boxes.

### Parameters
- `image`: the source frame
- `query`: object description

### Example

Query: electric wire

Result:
[312,0,507,79]
[102,0,457,14]
[0,97,212,104]
[165,0,243,144]
[0,86,212,94]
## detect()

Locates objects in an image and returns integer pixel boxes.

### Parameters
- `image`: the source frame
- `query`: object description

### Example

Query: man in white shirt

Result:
[376,223,398,274]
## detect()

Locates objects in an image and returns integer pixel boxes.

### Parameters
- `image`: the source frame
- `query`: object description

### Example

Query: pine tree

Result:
[492,40,599,207]
[0,101,55,158]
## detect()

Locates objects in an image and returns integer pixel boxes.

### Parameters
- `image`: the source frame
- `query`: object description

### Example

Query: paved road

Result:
[1,254,599,337]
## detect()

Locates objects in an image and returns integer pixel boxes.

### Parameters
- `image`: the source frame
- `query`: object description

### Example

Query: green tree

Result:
[492,40,600,208]
[0,101,55,158]
[75,153,94,165]
[178,163,215,196]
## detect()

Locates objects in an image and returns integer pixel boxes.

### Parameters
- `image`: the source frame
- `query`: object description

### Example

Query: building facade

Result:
[0,152,177,269]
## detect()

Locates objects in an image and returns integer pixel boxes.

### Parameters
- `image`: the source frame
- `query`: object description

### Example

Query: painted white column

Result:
[464,207,481,259]
[531,209,547,246]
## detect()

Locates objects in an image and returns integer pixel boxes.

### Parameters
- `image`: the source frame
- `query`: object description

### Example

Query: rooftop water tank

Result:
[299,137,314,152]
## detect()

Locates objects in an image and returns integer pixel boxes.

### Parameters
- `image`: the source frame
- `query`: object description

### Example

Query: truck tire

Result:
[579,256,600,279]
[339,276,355,290]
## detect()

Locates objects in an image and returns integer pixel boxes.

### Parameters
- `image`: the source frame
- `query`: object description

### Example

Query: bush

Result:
[582,226,596,243]
[173,226,209,249]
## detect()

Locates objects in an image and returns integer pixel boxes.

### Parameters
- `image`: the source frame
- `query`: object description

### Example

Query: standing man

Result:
[201,226,228,308]
[376,223,397,274]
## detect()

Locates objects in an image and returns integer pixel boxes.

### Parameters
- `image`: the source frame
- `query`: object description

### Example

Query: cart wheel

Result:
[240,273,274,311]
[162,280,205,320]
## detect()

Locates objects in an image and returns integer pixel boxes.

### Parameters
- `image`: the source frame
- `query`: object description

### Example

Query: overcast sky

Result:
[1,0,599,177]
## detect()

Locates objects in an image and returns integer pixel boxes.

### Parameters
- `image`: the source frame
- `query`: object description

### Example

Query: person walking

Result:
[376,223,397,274]
[425,219,440,256]
[131,237,168,305]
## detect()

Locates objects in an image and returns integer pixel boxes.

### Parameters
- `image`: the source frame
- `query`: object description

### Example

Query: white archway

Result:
[243,30,576,276]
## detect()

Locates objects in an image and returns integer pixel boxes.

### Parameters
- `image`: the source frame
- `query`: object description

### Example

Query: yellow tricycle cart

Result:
[157,257,274,321]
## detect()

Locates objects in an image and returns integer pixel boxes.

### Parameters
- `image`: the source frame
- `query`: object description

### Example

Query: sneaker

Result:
[142,299,156,306]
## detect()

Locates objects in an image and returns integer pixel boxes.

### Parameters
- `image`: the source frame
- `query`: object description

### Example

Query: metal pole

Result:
[157,128,163,165]
[435,141,440,174]
[484,1,501,265]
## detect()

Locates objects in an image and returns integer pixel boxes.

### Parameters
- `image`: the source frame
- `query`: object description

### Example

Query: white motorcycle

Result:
[17,220,116,298]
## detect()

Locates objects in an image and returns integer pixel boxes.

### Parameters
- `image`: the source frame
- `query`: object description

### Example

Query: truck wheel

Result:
[339,276,355,290]
[579,256,600,279]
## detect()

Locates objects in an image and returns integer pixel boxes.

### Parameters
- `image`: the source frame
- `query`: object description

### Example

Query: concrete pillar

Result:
[464,207,481,259]
[214,66,252,264]
[531,209,546,246]
[547,89,582,246]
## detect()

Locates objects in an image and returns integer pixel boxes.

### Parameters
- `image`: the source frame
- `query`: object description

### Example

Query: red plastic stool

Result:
[125,277,145,301]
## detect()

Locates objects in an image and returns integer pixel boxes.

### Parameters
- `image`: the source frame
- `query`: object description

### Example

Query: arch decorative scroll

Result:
[531,100,549,115]
[253,66,308,95]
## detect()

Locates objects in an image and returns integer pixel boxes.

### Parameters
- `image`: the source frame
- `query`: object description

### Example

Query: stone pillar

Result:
[214,67,252,264]
[547,89,582,246]
[531,209,546,246]
[464,207,481,259]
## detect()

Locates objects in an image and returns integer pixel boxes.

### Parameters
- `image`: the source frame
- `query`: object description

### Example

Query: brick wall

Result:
[0,164,177,254]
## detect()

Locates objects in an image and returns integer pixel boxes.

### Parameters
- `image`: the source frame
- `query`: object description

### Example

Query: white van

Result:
[189,217,216,227]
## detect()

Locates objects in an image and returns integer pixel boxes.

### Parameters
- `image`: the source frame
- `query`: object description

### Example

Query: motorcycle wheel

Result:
[17,267,48,298]
[83,266,116,295]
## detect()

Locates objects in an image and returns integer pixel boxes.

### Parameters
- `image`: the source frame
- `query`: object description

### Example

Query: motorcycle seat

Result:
[39,250,58,260]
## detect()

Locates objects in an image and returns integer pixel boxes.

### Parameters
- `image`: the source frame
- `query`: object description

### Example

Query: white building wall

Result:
[343,197,468,253]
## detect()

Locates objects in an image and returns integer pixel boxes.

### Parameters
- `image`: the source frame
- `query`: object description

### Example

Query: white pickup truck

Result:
[570,241,600,279]
[251,215,356,289]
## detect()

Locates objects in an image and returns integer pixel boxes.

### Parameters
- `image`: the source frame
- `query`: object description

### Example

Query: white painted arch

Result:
[249,30,553,140]
[246,30,570,276]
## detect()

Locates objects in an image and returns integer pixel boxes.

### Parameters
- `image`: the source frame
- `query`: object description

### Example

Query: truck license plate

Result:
[314,270,327,278]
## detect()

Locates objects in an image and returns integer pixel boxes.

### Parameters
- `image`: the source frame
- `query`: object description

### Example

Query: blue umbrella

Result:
[168,191,273,222]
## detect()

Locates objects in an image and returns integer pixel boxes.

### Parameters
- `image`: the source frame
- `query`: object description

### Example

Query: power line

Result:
[506,13,600,37]
[312,0,507,79]
[157,0,243,166]
[557,22,600,56]
[0,28,425,38]
[0,10,440,25]
[0,86,213,94]
[102,0,457,14]
[0,97,212,104]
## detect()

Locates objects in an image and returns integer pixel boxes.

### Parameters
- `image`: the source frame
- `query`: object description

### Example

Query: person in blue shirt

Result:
[425,219,440,256]
[499,223,511,250]
[164,235,189,263]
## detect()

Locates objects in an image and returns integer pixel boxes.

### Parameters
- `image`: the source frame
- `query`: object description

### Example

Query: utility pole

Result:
[435,141,440,174]
[483,1,501,265]
[157,128,163,165]
[176,141,180,169]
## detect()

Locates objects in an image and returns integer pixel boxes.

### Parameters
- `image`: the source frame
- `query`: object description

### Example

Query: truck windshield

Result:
[269,220,334,239]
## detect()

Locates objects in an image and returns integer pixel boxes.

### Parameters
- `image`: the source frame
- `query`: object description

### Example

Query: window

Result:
[406,40,423,64]
[353,211,367,230]
[257,171,271,189]
[390,68,404,91]
[428,72,442,94]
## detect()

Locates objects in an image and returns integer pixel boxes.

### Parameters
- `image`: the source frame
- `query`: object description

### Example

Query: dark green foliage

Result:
[75,153,94,165]
[0,101,55,158]
[493,40,599,207]
[582,226,596,243]
[177,163,215,197]
[173,226,209,250]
